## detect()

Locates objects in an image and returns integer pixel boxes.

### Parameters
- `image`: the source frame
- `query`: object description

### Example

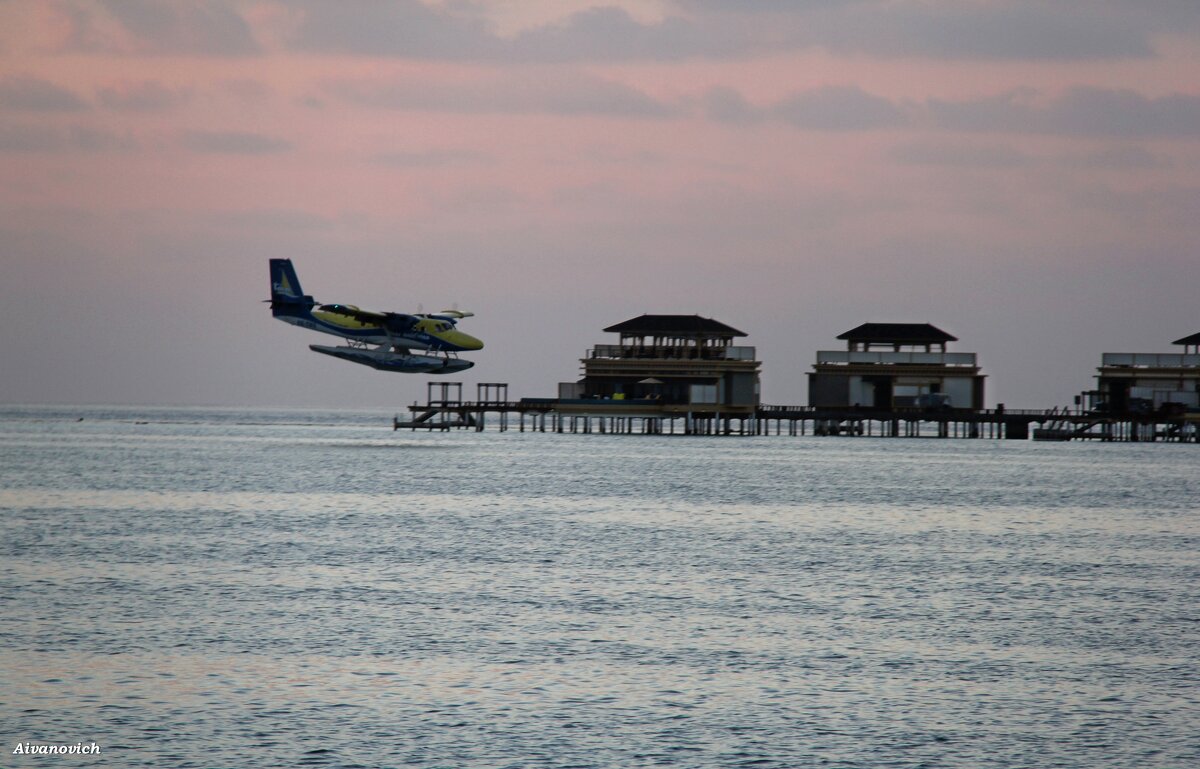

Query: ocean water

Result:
[1,404,1197,769]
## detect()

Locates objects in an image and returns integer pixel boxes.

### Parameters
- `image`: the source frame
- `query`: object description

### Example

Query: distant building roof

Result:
[604,314,746,337]
[1173,332,1200,346]
[837,322,958,344]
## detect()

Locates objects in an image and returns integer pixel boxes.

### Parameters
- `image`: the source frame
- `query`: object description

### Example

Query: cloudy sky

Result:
[2,0,1198,409]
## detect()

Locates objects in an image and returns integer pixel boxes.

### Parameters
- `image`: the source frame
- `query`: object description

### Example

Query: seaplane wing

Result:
[317,304,384,323]
[269,259,483,374]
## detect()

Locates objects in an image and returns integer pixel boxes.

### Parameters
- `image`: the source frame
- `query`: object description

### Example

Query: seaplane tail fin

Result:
[269,259,316,315]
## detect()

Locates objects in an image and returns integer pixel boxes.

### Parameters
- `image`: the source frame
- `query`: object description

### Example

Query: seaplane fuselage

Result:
[269,259,483,374]
[277,303,483,353]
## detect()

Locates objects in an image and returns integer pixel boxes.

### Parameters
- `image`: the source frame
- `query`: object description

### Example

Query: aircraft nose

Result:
[448,330,483,351]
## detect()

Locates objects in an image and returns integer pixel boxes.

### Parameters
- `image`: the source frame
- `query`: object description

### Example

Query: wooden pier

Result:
[394,384,1199,441]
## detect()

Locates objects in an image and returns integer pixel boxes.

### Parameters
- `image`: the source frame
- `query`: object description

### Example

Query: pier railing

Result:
[815,351,977,366]
[759,404,1054,417]
[588,344,757,361]
[1102,353,1200,368]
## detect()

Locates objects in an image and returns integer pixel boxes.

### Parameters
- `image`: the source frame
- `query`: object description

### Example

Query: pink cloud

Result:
[2,1,1199,407]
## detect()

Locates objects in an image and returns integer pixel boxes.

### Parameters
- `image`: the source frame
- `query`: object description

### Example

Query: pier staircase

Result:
[394,382,477,430]
[395,408,477,430]
[1032,406,1107,441]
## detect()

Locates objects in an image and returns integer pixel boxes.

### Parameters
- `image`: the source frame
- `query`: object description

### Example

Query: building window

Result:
[689,384,718,404]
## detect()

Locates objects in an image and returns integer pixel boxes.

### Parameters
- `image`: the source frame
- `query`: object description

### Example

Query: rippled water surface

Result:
[2,405,1197,768]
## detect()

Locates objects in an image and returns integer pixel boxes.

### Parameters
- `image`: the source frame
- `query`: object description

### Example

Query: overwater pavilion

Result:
[565,314,761,412]
[808,322,986,410]
[1090,332,1200,414]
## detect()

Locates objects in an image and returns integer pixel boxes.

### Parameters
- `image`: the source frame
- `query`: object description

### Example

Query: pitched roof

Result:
[1173,332,1200,346]
[604,314,746,337]
[837,322,958,344]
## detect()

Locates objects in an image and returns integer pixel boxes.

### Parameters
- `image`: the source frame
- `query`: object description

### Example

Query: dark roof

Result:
[837,322,958,344]
[604,314,746,337]
[1173,332,1200,346]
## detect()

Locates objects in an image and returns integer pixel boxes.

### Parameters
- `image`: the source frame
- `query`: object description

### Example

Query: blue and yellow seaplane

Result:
[268,258,482,374]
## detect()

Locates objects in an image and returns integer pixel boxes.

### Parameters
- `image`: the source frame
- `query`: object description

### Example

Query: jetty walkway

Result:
[395,393,1199,442]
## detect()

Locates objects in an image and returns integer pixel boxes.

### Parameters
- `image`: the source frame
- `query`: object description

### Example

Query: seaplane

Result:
[268,258,482,374]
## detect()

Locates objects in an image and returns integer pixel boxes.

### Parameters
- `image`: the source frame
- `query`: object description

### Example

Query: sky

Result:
[2,0,1198,410]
